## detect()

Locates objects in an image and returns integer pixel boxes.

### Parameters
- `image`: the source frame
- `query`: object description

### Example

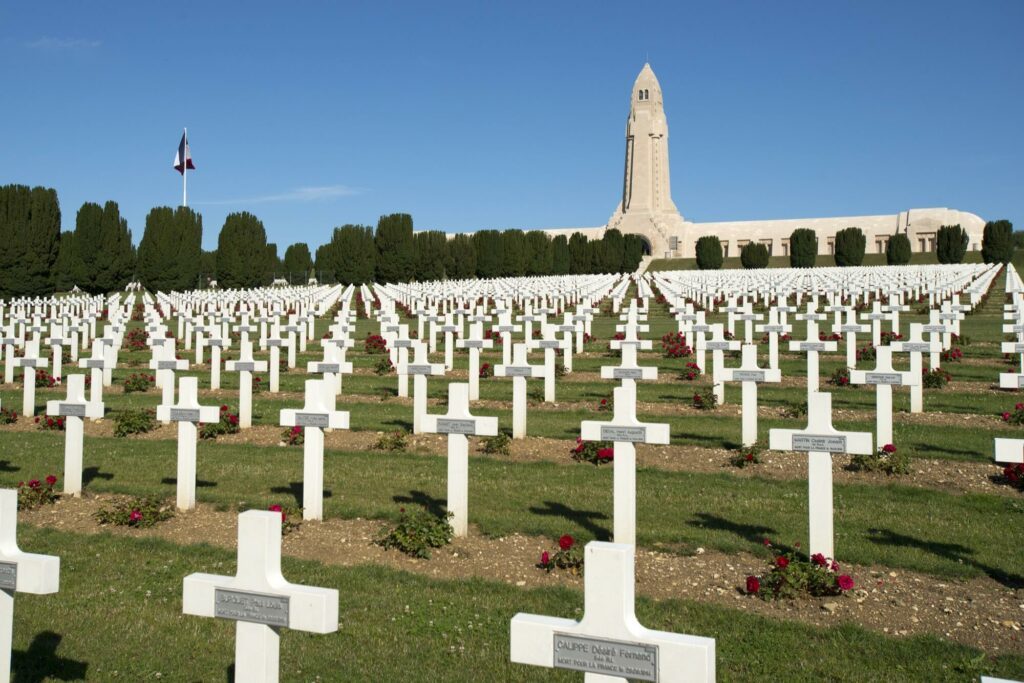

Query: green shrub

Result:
[376,507,454,559]
[95,496,174,528]
[695,236,723,270]
[479,431,511,456]
[199,406,240,440]
[982,219,1014,264]
[886,233,912,265]
[374,430,408,451]
[122,373,154,394]
[936,224,968,264]
[691,385,718,410]
[789,228,817,268]
[740,242,769,269]
[538,534,584,575]
[17,476,59,510]
[730,442,765,468]
[833,227,865,267]
[113,409,157,437]
[849,444,910,476]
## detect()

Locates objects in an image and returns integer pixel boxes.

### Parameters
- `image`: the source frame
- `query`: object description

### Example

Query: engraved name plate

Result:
[170,408,201,422]
[295,413,330,428]
[923,325,947,333]
[233,362,256,372]
[797,343,827,351]
[1010,344,1024,354]
[84,359,106,368]
[553,634,657,682]
[899,343,932,353]
[612,368,644,380]
[761,325,786,333]
[314,363,341,373]
[791,434,847,453]
[704,341,733,351]
[59,403,87,417]
[537,341,561,349]
[436,418,476,434]
[0,561,17,591]
[504,367,534,377]
[1018,375,1024,389]
[206,339,223,347]
[462,341,484,348]
[865,372,902,385]
[393,340,413,348]
[600,425,646,442]
[496,326,517,332]
[214,589,289,627]
[732,370,766,382]
[840,325,866,333]
[692,325,712,333]
[406,364,434,374]
[157,360,180,370]
[267,339,284,347]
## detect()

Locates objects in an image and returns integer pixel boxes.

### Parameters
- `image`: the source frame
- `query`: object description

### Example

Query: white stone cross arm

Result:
[0,489,59,594]
[511,542,715,682]
[280,380,350,430]
[994,438,1024,466]
[722,345,781,384]
[45,374,103,420]
[495,344,544,379]
[769,392,872,455]
[183,510,338,633]
[421,383,498,437]
[580,385,670,445]
[156,378,221,424]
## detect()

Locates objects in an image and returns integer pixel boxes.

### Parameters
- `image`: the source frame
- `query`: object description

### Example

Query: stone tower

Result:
[606,63,686,258]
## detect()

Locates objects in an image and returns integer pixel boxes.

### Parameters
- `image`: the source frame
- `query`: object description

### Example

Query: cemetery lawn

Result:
[11,525,1023,682]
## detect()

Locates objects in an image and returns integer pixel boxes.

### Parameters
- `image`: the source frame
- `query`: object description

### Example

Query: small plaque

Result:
[677,314,698,322]
[58,403,87,417]
[157,360,180,370]
[504,366,535,377]
[922,325,947,333]
[692,325,711,333]
[863,313,886,320]
[612,368,644,380]
[462,341,484,348]
[170,408,201,422]
[46,338,65,346]
[705,341,733,351]
[267,339,284,347]
[1018,375,1024,389]
[761,325,786,333]
[436,418,476,435]
[0,561,17,591]
[393,340,413,348]
[556,325,575,332]
[732,370,766,382]
[537,341,561,349]
[791,434,847,453]
[284,326,301,333]
[295,412,330,428]
[572,315,587,323]
[1013,344,1024,354]
[519,316,536,322]
[314,363,341,373]
[898,342,931,353]
[84,359,106,369]
[495,326,517,333]
[600,425,646,442]
[215,589,289,627]
[206,339,223,347]
[840,325,866,333]
[865,372,902,385]
[233,362,256,372]
[1008,325,1024,333]
[383,326,400,334]
[405,364,435,375]
[797,343,827,351]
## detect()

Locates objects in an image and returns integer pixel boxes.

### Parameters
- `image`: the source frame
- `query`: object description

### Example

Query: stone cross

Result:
[492,312,521,367]
[265,323,291,393]
[755,309,790,370]
[701,324,740,405]
[838,309,871,370]
[769,392,872,559]
[43,325,68,381]
[860,301,891,347]
[396,341,444,434]
[282,317,302,369]
[78,339,114,409]
[13,339,47,418]
[280,379,350,520]
[722,345,781,447]
[440,315,460,371]
[183,510,338,683]
[495,343,544,438]
[789,319,837,401]
[456,321,493,401]
[321,334,355,395]
[45,374,103,496]
[390,325,414,398]
[511,541,715,682]
[922,310,951,369]
[580,383,670,546]
[0,489,60,683]
[156,376,221,511]
[850,346,918,446]
[420,383,498,537]
[890,323,939,413]
[0,327,20,385]
[227,339,269,429]
[205,329,232,391]
[150,344,190,424]
[554,312,578,374]
[527,326,567,403]
[736,303,762,344]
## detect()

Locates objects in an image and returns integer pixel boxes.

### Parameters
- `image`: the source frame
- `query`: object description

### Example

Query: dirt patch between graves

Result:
[19,494,1023,655]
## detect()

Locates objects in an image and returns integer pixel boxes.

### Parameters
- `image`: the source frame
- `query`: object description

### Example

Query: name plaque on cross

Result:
[537,340,560,349]
[157,360,180,370]
[84,359,106,369]
[214,589,289,627]
[385,325,401,333]
[437,418,476,434]
[462,341,485,348]
[233,362,256,372]
[923,325,946,333]
[692,324,711,333]
[406,364,434,374]
[796,343,827,351]
[864,372,902,385]
[393,340,413,348]
[57,403,86,417]
[612,368,644,380]
[553,634,657,682]
[170,408,201,422]
[732,370,766,382]
[295,413,330,428]
[505,367,534,377]
[0,561,16,590]
[899,343,932,353]
[761,325,786,333]
[1009,344,1024,353]
[314,363,341,373]
[207,339,223,347]
[267,339,284,347]
[1018,376,1024,389]
[791,434,847,453]
[600,425,647,442]
[840,325,865,333]
[705,341,733,351]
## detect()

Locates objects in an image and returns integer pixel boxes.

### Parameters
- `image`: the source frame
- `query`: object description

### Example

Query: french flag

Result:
[173,130,195,175]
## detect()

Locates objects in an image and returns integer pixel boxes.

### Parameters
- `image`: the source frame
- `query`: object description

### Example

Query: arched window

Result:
[638,90,644,101]
[644,89,649,100]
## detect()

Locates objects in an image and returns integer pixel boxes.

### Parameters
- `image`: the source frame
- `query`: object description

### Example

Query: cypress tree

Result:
[982,220,1014,264]
[199,250,217,284]
[551,235,571,274]
[473,230,503,278]
[75,201,134,293]
[622,235,644,272]
[500,230,527,276]
[936,224,968,264]
[0,185,61,296]
[445,234,477,279]
[600,229,625,273]
[282,243,313,283]
[52,231,80,291]
[833,227,866,267]
[568,233,590,274]
[695,236,723,270]
[375,213,415,283]
[137,206,202,291]
[524,230,553,275]
[740,242,769,269]
[886,234,911,265]
[215,212,270,288]
[316,225,376,285]
[789,228,817,268]
[414,231,448,281]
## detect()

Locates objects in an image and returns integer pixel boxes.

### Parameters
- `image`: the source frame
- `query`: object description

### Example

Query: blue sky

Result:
[1,1,1021,251]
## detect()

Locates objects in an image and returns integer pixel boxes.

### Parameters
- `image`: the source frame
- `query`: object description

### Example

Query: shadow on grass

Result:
[528,501,610,541]
[912,443,984,459]
[393,490,446,518]
[383,418,412,431]
[270,481,333,507]
[0,460,19,473]
[671,430,728,448]
[82,467,113,487]
[160,477,217,488]
[867,528,1024,589]
[687,513,781,549]
[12,631,87,682]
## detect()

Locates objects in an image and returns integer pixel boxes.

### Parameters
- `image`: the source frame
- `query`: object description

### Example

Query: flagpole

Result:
[183,127,188,207]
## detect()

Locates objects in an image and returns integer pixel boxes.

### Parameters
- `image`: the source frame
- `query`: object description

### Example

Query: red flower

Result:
[1016,403,1023,411]
[228,415,238,425]
[830,561,840,572]
[837,575,854,591]
[220,405,228,412]
[34,416,40,423]
[811,553,827,567]
[558,535,574,551]
[600,399,607,406]
[745,453,754,462]
[775,556,789,569]
[27,480,40,489]
[746,576,760,594]
[45,475,57,486]
[762,538,771,547]
[268,504,285,522]
[291,426,301,435]
[882,444,896,454]
[540,551,550,566]
[129,509,142,523]
[597,448,614,461]
[1003,412,1012,421]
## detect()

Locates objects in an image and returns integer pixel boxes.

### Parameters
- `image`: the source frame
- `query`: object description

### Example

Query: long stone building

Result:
[540,63,985,260]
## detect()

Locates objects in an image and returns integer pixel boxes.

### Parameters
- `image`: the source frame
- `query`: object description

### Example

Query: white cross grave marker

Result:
[890,323,939,413]
[397,341,445,434]
[156,376,221,510]
[45,374,103,496]
[495,343,545,439]
[849,346,917,446]
[227,339,269,429]
[722,344,781,447]
[12,339,47,418]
